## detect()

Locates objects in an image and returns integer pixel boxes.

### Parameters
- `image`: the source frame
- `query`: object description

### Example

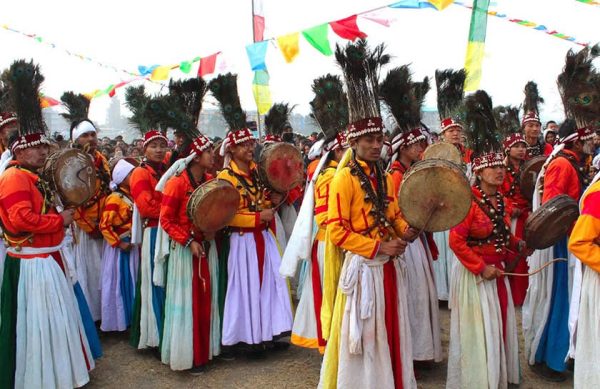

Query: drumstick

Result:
[476,258,568,284]
[416,202,442,237]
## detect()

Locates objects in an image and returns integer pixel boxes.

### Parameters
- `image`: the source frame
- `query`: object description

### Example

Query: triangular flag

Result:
[253,0,265,42]
[198,52,220,77]
[360,11,396,27]
[277,32,300,63]
[138,65,158,76]
[302,24,332,56]
[330,15,367,41]
[429,0,454,10]
[246,41,269,71]
[150,65,171,81]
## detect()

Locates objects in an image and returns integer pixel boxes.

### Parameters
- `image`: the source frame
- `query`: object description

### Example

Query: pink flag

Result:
[253,0,265,42]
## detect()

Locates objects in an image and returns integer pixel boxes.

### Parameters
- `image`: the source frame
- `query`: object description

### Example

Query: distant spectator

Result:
[544,120,559,145]
[134,139,144,149]
[129,147,142,158]
[114,145,125,159]
[594,131,600,157]
[309,132,318,142]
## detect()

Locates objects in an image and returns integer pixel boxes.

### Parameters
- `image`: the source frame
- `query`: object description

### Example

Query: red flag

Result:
[330,15,367,41]
[198,52,219,77]
[253,0,265,42]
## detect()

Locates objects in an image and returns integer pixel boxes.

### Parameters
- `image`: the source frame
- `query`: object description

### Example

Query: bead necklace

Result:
[474,183,511,253]
[505,161,522,197]
[349,152,392,237]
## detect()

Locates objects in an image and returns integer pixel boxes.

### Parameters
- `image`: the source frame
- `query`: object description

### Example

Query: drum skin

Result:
[520,155,546,201]
[525,194,579,249]
[422,142,462,166]
[186,178,240,232]
[42,148,96,207]
[258,142,304,192]
[399,159,471,232]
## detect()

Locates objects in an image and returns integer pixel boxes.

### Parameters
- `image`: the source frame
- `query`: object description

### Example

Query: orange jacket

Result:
[542,149,582,204]
[160,170,212,245]
[99,189,133,247]
[568,180,600,272]
[130,162,164,227]
[0,162,64,248]
[217,160,273,230]
[327,157,409,259]
[74,150,110,234]
[306,158,320,182]
[314,161,337,241]
[450,187,520,275]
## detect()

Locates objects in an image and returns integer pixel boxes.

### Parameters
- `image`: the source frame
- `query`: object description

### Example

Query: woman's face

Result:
[144,139,167,163]
[508,142,527,160]
[478,165,506,187]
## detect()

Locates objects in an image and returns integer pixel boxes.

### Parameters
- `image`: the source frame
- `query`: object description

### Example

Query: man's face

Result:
[101,138,110,146]
[442,126,462,145]
[402,142,425,163]
[145,139,167,163]
[76,131,98,153]
[231,140,256,164]
[352,132,384,162]
[15,144,49,170]
[523,122,541,141]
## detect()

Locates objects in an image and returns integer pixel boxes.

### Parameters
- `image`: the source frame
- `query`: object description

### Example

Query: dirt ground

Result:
[88,304,572,389]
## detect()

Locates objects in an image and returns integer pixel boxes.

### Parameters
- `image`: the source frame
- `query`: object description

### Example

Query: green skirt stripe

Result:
[129,262,143,348]
[0,255,21,389]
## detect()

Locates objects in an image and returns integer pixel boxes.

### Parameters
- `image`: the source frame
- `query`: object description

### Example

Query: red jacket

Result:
[160,170,212,245]
[130,162,164,228]
[542,149,582,204]
[450,187,520,275]
[0,162,64,248]
[500,162,531,213]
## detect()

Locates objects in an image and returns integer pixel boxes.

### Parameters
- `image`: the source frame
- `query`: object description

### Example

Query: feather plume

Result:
[124,85,153,135]
[464,90,499,156]
[60,91,90,124]
[168,76,207,128]
[435,68,466,121]
[144,94,198,140]
[208,73,246,131]
[7,59,46,136]
[493,105,520,137]
[335,39,389,123]
[309,74,348,142]
[0,69,14,112]
[264,103,294,136]
[522,81,544,116]
[557,44,600,128]
[379,65,429,136]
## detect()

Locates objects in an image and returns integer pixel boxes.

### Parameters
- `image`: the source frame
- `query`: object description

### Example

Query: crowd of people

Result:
[0,39,599,389]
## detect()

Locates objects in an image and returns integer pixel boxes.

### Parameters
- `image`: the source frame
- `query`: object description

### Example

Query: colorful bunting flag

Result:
[463,0,490,91]
[330,15,367,41]
[302,23,333,55]
[246,41,269,71]
[138,65,158,76]
[277,32,300,63]
[198,52,220,77]
[40,95,61,108]
[180,61,192,74]
[430,0,454,10]
[360,11,396,27]
[252,70,272,115]
[389,0,437,9]
[253,0,265,42]
[150,65,172,81]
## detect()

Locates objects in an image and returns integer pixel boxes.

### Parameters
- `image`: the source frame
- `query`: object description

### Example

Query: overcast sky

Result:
[1,0,598,130]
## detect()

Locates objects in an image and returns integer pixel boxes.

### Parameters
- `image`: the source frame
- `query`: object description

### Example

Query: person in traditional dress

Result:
[500,129,532,306]
[524,119,595,381]
[158,133,218,373]
[61,92,111,322]
[543,121,559,148]
[432,68,469,302]
[281,74,349,353]
[524,46,598,381]
[569,176,600,388]
[521,82,552,159]
[447,90,531,388]
[99,158,139,332]
[211,73,292,358]
[128,129,169,350]
[319,40,417,389]
[380,66,442,368]
[0,59,94,389]
[0,112,18,311]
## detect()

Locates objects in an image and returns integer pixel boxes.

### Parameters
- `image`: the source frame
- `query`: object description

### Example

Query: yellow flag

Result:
[150,65,171,81]
[430,0,454,10]
[277,32,300,63]
[252,84,272,115]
